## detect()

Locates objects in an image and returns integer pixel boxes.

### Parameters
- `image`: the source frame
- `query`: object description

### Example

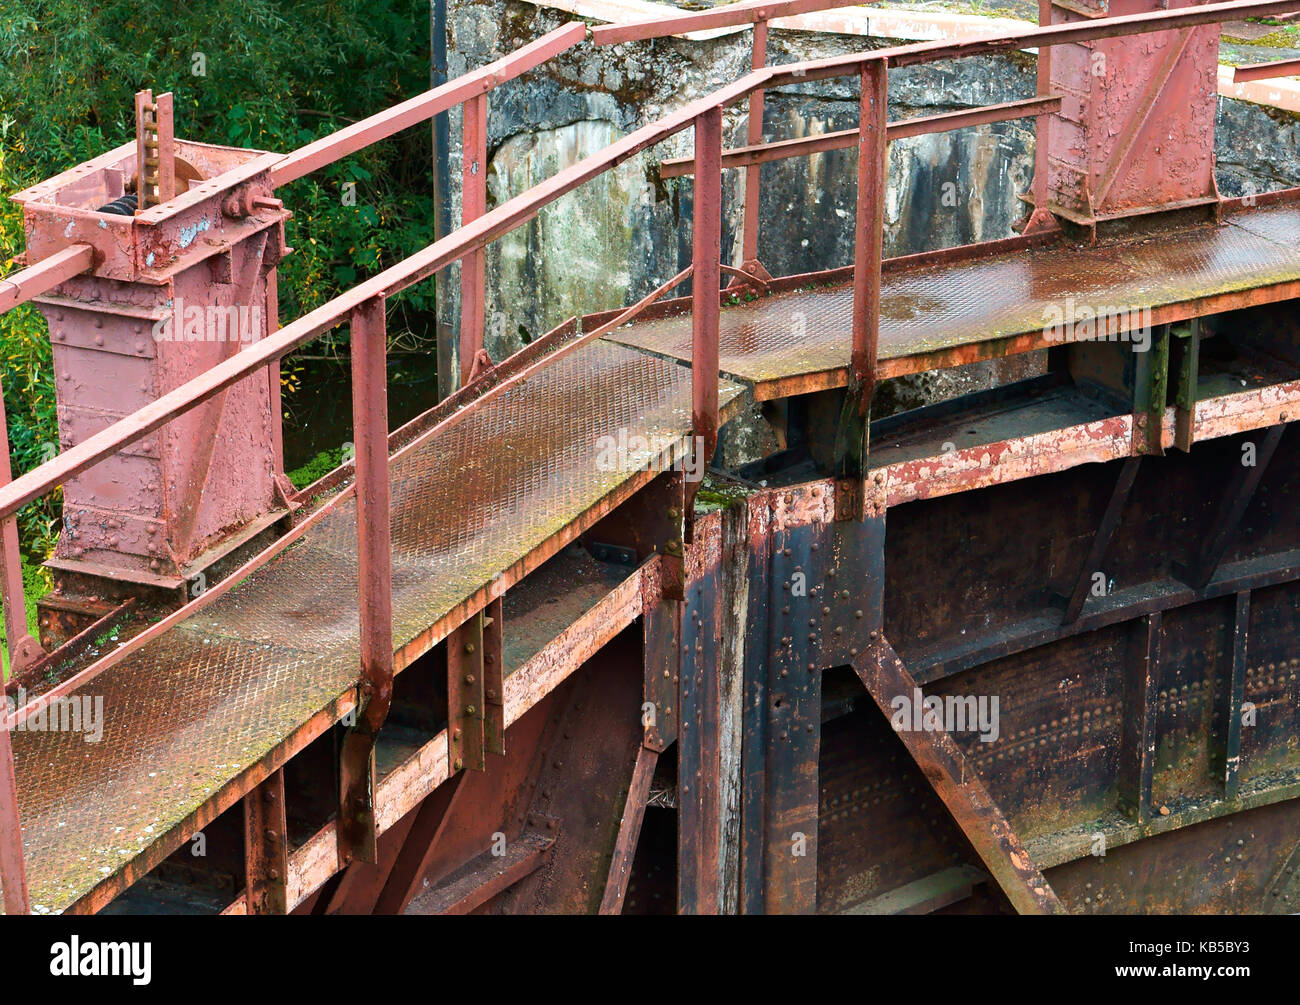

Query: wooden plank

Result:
[842,864,988,915]
[853,637,1068,915]
[405,830,555,915]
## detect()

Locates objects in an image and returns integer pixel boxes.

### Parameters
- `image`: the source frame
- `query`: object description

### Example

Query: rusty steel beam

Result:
[242,770,289,914]
[658,95,1063,179]
[270,23,588,186]
[484,597,505,756]
[373,775,466,915]
[458,92,488,387]
[1118,613,1162,824]
[741,19,768,264]
[1233,57,1300,82]
[448,611,487,773]
[854,637,1068,915]
[851,59,887,410]
[1062,457,1142,624]
[599,745,659,914]
[0,720,28,914]
[1221,591,1251,801]
[0,243,94,314]
[774,1,1300,83]
[338,296,395,865]
[1184,424,1286,588]
[691,107,723,484]
[589,0,866,45]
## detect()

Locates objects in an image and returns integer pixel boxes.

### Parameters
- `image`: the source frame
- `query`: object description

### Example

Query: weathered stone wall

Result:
[442,1,1048,359]
[439,0,1300,437]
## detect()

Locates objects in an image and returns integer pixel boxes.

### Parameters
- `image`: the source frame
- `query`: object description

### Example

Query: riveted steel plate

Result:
[604,205,1300,389]
[13,339,744,913]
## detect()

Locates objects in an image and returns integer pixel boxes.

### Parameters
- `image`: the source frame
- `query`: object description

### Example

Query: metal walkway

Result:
[16,201,1300,913]
[16,340,742,913]
[608,205,1300,394]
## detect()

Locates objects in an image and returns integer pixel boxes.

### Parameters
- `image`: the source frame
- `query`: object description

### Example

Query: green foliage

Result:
[286,445,346,490]
[0,0,436,558]
[0,559,51,676]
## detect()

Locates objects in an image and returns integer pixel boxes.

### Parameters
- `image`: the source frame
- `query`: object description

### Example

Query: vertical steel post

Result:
[692,107,723,489]
[458,93,489,388]
[841,58,888,520]
[0,398,41,674]
[0,395,28,910]
[851,59,887,411]
[0,720,27,915]
[265,268,290,495]
[741,20,768,265]
[338,297,394,864]
[1028,0,1054,231]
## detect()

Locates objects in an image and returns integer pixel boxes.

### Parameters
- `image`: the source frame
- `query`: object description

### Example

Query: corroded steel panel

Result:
[1046,0,1220,221]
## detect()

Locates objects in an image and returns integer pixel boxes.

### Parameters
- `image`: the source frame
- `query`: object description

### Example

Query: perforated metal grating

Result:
[14,340,743,913]
[605,204,1300,387]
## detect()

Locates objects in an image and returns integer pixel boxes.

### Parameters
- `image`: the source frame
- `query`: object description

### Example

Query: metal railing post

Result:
[845,57,888,519]
[338,296,394,864]
[0,398,42,675]
[459,93,489,387]
[0,717,28,914]
[0,395,29,913]
[851,59,887,411]
[692,107,723,498]
[741,19,768,265]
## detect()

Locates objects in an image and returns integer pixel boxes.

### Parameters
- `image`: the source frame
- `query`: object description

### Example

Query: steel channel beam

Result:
[448,612,487,773]
[678,546,723,913]
[600,745,659,915]
[1118,613,1162,825]
[0,243,94,314]
[242,770,289,914]
[1233,57,1300,82]
[854,637,1068,915]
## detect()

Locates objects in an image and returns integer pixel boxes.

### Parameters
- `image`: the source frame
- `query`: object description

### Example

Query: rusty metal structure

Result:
[1,0,1300,915]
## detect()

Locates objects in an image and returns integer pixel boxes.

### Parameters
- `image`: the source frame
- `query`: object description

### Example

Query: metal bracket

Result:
[449,611,487,773]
